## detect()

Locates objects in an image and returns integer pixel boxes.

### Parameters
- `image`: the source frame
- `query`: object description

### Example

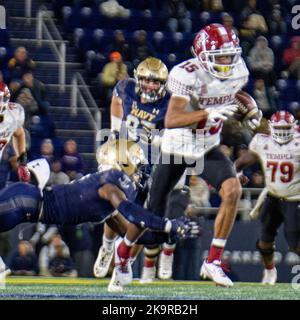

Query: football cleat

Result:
[261,268,277,285]
[200,260,233,287]
[113,241,133,286]
[114,261,133,286]
[107,268,124,293]
[0,256,5,273]
[93,246,114,278]
[140,266,156,284]
[158,251,174,280]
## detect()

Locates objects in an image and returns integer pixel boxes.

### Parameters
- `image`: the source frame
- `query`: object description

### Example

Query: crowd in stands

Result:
[0,5,90,277]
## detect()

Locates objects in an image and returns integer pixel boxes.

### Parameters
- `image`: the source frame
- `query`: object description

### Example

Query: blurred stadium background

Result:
[0,0,300,292]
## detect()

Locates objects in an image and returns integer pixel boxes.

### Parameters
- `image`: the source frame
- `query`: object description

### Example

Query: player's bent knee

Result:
[144,246,160,258]
[257,240,275,256]
[220,178,242,204]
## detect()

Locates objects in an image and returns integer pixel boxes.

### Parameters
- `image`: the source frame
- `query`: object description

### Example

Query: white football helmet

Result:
[192,23,242,79]
[269,111,297,144]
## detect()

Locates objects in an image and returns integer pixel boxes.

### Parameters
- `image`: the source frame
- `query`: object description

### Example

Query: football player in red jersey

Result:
[235,111,300,285]
[142,24,262,287]
[0,82,30,182]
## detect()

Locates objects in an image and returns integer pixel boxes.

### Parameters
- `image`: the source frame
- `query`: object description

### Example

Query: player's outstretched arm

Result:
[165,96,208,128]
[98,183,200,239]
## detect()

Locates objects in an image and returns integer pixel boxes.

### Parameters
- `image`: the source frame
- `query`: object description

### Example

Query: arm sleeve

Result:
[117,200,167,232]
[112,79,127,98]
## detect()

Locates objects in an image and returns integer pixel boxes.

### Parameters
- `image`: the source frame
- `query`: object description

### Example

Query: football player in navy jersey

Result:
[0,139,199,286]
[94,57,172,280]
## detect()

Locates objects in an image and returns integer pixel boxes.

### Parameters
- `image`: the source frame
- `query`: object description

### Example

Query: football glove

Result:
[244,110,263,130]
[168,216,202,239]
[206,105,238,125]
[17,152,31,182]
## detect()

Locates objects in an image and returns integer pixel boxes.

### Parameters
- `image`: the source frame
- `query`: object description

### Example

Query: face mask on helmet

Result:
[269,124,295,144]
[137,77,166,103]
[269,111,297,144]
[198,48,242,79]
[134,57,168,103]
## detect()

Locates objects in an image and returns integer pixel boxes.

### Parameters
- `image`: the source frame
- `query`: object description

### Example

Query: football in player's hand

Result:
[234,91,260,122]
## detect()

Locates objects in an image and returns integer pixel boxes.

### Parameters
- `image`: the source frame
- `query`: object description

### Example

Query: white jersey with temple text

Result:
[249,133,300,201]
[0,102,25,160]
[161,57,249,158]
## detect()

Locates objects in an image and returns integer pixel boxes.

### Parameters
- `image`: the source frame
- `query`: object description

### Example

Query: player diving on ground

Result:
[0,139,200,287]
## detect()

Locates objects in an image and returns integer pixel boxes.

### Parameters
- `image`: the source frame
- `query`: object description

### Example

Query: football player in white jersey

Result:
[235,111,300,285]
[143,24,262,287]
[0,81,30,275]
[0,82,30,182]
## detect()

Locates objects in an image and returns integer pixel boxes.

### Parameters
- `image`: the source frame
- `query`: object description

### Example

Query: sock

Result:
[144,258,156,268]
[102,235,118,252]
[162,243,176,256]
[207,238,226,263]
[144,247,160,268]
[264,262,275,270]
[117,237,134,263]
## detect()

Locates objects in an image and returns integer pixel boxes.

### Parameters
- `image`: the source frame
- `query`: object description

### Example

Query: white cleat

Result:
[200,260,233,287]
[4,269,11,277]
[107,269,124,293]
[261,268,277,285]
[158,251,174,280]
[140,266,156,283]
[0,256,5,274]
[93,246,114,278]
[113,241,133,286]
[114,261,133,286]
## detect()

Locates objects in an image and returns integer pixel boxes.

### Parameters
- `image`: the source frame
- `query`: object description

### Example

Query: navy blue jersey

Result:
[114,78,169,144]
[42,169,137,225]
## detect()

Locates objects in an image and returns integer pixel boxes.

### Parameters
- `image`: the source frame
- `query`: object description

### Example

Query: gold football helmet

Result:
[134,57,168,103]
[96,139,146,177]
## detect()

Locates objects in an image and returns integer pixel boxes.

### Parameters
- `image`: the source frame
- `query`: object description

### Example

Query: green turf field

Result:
[0,277,300,300]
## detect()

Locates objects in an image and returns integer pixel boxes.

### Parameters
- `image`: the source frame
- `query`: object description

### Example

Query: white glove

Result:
[249,187,268,220]
[244,110,263,130]
[206,105,238,125]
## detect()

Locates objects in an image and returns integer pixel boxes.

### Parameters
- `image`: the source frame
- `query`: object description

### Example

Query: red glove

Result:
[18,165,31,182]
